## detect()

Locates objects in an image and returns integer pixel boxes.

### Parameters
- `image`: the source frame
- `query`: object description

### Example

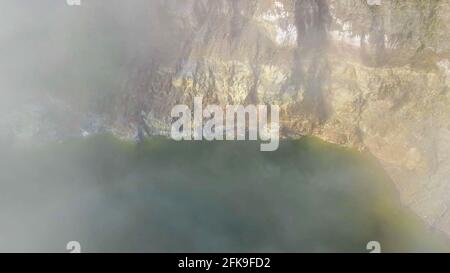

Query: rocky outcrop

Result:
[3,0,448,237]
[109,0,450,236]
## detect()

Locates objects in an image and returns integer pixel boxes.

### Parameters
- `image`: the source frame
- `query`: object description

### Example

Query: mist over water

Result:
[0,136,448,252]
[0,1,449,253]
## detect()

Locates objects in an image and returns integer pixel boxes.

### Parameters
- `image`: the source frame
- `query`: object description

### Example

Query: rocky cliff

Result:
[109,0,450,236]
[2,1,448,237]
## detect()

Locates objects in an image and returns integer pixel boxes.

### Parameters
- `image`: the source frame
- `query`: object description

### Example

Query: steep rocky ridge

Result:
[112,0,450,236]
[2,1,448,237]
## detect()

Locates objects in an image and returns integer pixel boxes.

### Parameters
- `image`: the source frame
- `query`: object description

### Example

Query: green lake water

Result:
[0,136,448,252]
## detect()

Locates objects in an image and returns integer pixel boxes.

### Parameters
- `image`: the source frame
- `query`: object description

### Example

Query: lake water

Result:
[0,136,448,252]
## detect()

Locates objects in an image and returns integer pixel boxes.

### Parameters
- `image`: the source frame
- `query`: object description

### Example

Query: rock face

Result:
[111,0,450,236]
[3,1,448,237]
